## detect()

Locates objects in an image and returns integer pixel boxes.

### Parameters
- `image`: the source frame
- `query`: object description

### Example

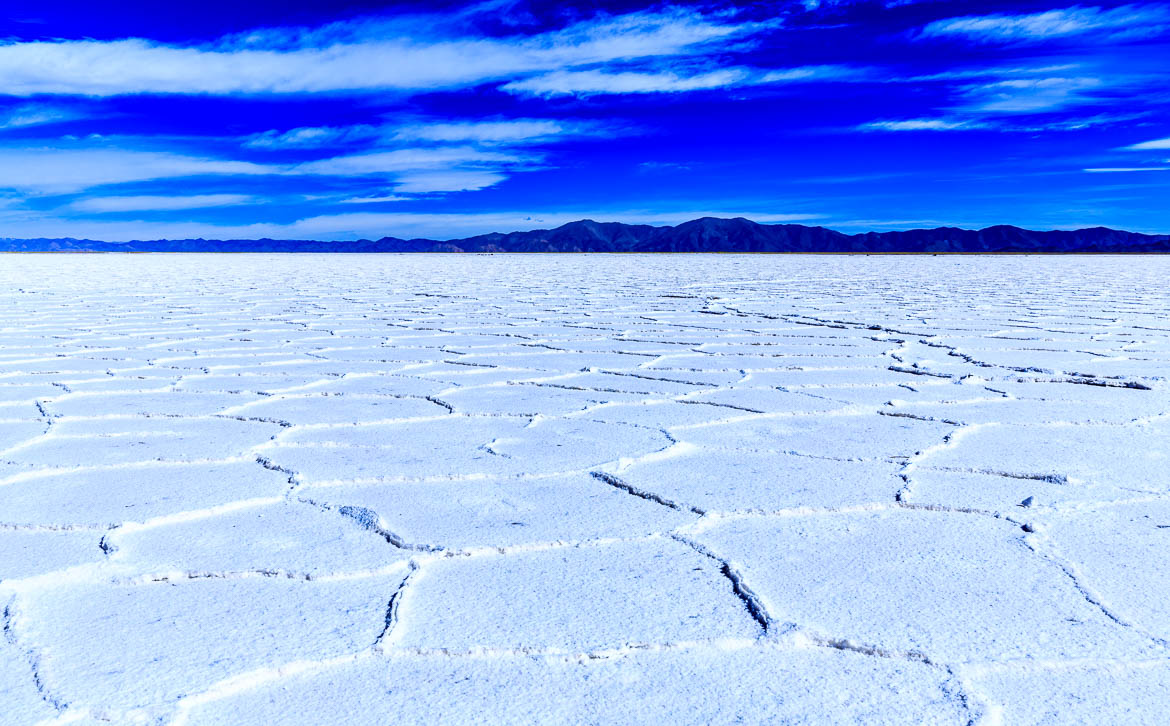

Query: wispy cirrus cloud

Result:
[858,111,1151,134]
[0,148,275,194]
[859,118,984,132]
[903,63,1083,83]
[295,146,530,194]
[0,103,87,130]
[920,5,1170,44]
[861,55,1165,133]
[338,195,409,204]
[956,75,1105,113]
[502,64,863,97]
[392,170,509,193]
[0,8,770,97]
[239,117,603,192]
[391,119,578,144]
[1084,166,1170,172]
[246,118,598,149]
[67,194,254,212]
[1125,136,1170,150]
[244,125,379,149]
[502,68,749,96]
[0,142,533,195]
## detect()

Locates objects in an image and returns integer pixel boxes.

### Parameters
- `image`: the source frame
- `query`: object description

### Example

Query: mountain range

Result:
[4,218,1169,253]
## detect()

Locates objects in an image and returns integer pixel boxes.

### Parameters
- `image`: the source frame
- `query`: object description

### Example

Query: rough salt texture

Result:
[1,254,1168,725]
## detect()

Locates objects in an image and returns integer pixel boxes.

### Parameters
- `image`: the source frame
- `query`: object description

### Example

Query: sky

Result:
[0,0,1168,241]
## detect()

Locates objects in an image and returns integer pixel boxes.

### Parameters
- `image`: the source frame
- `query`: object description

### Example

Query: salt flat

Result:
[2,253,1169,726]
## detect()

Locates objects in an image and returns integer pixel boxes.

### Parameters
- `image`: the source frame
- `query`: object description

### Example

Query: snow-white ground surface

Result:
[2,253,1169,726]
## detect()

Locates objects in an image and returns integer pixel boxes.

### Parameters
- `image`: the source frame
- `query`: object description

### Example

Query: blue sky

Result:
[1,0,1168,240]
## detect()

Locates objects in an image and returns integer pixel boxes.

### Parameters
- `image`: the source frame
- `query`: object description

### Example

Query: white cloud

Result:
[503,68,749,96]
[502,64,860,97]
[295,147,525,176]
[857,110,1148,134]
[392,170,509,193]
[920,5,1170,43]
[0,148,276,193]
[859,118,982,131]
[68,194,253,212]
[338,195,409,204]
[957,76,1103,113]
[0,143,534,195]
[242,122,585,192]
[1018,111,1149,131]
[1084,167,1170,172]
[759,65,861,82]
[0,8,767,97]
[906,63,1082,82]
[391,119,571,143]
[299,147,528,194]
[246,118,596,150]
[1126,137,1170,150]
[244,125,378,149]
[0,103,85,130]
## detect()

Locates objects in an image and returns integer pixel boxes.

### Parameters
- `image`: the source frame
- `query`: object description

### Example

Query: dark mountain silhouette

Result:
[3,218,1168,253]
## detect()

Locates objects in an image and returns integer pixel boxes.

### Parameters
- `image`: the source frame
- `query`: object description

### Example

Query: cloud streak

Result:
[1126,136,1170,150]
[0,142,538,195]
[1084,166,1170,172]
[68,194,254,212]
[0,148,274,193]
[956,75,1105,113]
[0,8,767,97]
[0,103,87,130]
[246,118,597,149]
[920,5,1170,43]
[503,68,749,96]
[502,64,863,97]
[859,118,982,131]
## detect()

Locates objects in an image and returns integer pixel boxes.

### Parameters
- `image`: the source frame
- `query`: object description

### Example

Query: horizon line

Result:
[3,217,1169,244]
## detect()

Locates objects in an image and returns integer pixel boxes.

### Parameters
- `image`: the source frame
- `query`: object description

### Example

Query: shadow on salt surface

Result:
[612,446,904,513]
[679,386,846,413]
[673,410,955,460]
[1037,500,1170,640]
[0,420,52,452]
[13,575,401,716]
[297,472,694,550]
[965,660,1170,726]
[918,421,1170,491]
[43,391,264,418]
[391,538,761,653]
[266,415,672,482]
[180,645,967,726]
[437,383,641,416]
[0,400,44,418]
[487,418,673,472]
[259,416,531,482]
[0,460,291,528]
[6,417,285,468]
[565,399,747,428]
[0,529,103,582]
[300,373,453,397]
[901,469,1141,514]
[106,499,412,579]
[694,509,1157,663]
[889,380,1170,424]
[1,618,61,725]
[219,393,446,425]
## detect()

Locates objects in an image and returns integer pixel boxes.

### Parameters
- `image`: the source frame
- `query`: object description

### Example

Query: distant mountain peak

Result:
[3,218,1167,254]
